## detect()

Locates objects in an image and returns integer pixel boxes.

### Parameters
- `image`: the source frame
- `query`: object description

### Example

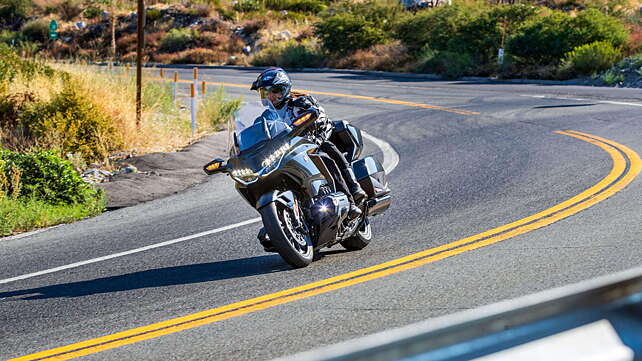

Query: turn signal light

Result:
[292,113,312,127]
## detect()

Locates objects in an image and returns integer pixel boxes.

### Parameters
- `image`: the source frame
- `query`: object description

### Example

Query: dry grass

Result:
[330,42,411,72]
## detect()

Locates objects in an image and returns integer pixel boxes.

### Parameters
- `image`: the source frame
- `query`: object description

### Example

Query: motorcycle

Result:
[204,102,391,268]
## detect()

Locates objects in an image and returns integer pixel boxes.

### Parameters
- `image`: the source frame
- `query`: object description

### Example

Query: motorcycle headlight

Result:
[261,144,290,169]
[231,168,257,181]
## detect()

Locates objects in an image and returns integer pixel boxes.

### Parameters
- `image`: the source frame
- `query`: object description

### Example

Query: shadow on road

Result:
[0,255,289,300]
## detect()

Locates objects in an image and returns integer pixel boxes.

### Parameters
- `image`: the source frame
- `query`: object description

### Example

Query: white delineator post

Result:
[201,81,207,100]
[193,67,198,98]
[191,83,197,138]
[173,71,178,106]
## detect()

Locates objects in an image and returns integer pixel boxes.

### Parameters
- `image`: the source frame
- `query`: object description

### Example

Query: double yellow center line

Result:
[9,130,640,361]
[160,78,480,115]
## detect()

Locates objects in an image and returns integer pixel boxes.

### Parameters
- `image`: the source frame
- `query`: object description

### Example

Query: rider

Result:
[250,67,367,219]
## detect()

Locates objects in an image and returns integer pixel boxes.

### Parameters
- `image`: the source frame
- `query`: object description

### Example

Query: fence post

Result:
[191,83,197,138]
[173,71,178,106]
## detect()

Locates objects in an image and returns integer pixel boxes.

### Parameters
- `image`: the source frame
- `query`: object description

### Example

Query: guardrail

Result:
[279,266,642,361]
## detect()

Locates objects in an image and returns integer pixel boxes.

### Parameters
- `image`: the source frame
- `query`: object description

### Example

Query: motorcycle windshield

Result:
[233,101,292,153]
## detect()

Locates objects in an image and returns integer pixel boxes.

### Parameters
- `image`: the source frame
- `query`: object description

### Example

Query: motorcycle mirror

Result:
[203,158,229,175]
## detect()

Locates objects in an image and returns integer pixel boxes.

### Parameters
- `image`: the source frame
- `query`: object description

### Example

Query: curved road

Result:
[1,69,641,360]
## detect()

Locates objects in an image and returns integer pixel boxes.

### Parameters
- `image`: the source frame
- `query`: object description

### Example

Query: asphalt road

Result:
[1,68,641,361]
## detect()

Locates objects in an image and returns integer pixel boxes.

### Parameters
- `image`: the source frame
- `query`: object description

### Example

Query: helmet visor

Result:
[259,86,285,103]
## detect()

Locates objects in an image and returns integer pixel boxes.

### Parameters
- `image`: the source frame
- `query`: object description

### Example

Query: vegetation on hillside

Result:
[0,44,240,235]
[0,0,640,81]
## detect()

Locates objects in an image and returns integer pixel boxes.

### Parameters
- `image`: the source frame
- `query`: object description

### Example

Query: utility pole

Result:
[136,0,145,129]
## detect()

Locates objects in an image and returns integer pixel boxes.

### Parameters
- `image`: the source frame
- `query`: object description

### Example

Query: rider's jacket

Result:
[278,92,332,141]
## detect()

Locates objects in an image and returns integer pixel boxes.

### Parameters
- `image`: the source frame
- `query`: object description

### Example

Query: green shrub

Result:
[315,0,400,54]
[233,0,263,12]
[315,13,387,54]
[198,87,241,131]
[394,3,476,53]
[0,30,20,44]
[0,149,103,205]
[416,49,474,79]
[146,8,162,23]
[19,78,123,162]
[83,6,102,19]
[251,40,324,68]
[159,28,198,53]
[562,41,622,76]
[265,0,325,13]
[0,0,31,24]
[601,69,624,84]
[508,9,628,66]
[288,0,325,13]
[0,44,54,90]
[20,18,49,42]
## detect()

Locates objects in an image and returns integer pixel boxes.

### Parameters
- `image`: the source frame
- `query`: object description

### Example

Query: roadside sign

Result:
[49,20,58,40]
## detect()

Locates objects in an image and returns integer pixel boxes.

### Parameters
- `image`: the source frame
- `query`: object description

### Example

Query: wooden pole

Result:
[136,0,145,129]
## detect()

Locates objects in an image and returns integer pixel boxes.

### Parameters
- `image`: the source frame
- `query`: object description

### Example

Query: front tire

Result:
[340,217,372,251]
[260,202,313,268]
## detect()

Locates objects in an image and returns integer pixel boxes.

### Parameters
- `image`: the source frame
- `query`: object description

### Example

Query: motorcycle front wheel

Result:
[260,201,313,268]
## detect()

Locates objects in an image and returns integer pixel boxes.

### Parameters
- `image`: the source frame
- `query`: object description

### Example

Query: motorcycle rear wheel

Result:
[260,202,313,268]
[340,216,372,251]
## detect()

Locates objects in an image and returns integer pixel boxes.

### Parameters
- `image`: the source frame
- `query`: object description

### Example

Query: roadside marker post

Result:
[160,68,164,79]
[191,83,197,138]
[193,67,199,98]
[202,81,207,100]
[173,72,178,106]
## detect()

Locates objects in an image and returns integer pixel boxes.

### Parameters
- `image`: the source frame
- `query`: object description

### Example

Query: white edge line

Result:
[363,131,400,174]
[0,218,262,285]
[0,133,399,285]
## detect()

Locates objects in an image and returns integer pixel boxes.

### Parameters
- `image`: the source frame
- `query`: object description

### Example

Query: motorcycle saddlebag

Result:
[352,156,390,198]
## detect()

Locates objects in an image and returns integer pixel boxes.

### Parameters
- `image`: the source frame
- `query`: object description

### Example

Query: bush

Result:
[0,30,20,44]
[330,41,409,71]
[0,44,54,90]
[265,0,326,13]
[83,6,102,20]
[233,0,263,12]
[0,0,31,25]
[416,49,474,79]
[159,28,198,53]
[394,3,476,53]
[146,8,162,23]
[18,77,124,162]
[561,41,622,76]
[154,47,226,64]
[251,40,324,68]
[508,9,628,65]
[315,13,387,54]
[198,87,241,131]
[315,0,400,54]
[0,149,103,205]
[20,18,49,42]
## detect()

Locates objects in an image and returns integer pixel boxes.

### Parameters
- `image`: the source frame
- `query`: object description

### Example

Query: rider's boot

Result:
[341,167,367,205]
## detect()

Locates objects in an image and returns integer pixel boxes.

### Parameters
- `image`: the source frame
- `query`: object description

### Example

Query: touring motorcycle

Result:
[204,102,391,268]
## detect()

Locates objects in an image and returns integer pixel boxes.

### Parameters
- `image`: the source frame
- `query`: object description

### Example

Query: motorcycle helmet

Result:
[250,67,292,108]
